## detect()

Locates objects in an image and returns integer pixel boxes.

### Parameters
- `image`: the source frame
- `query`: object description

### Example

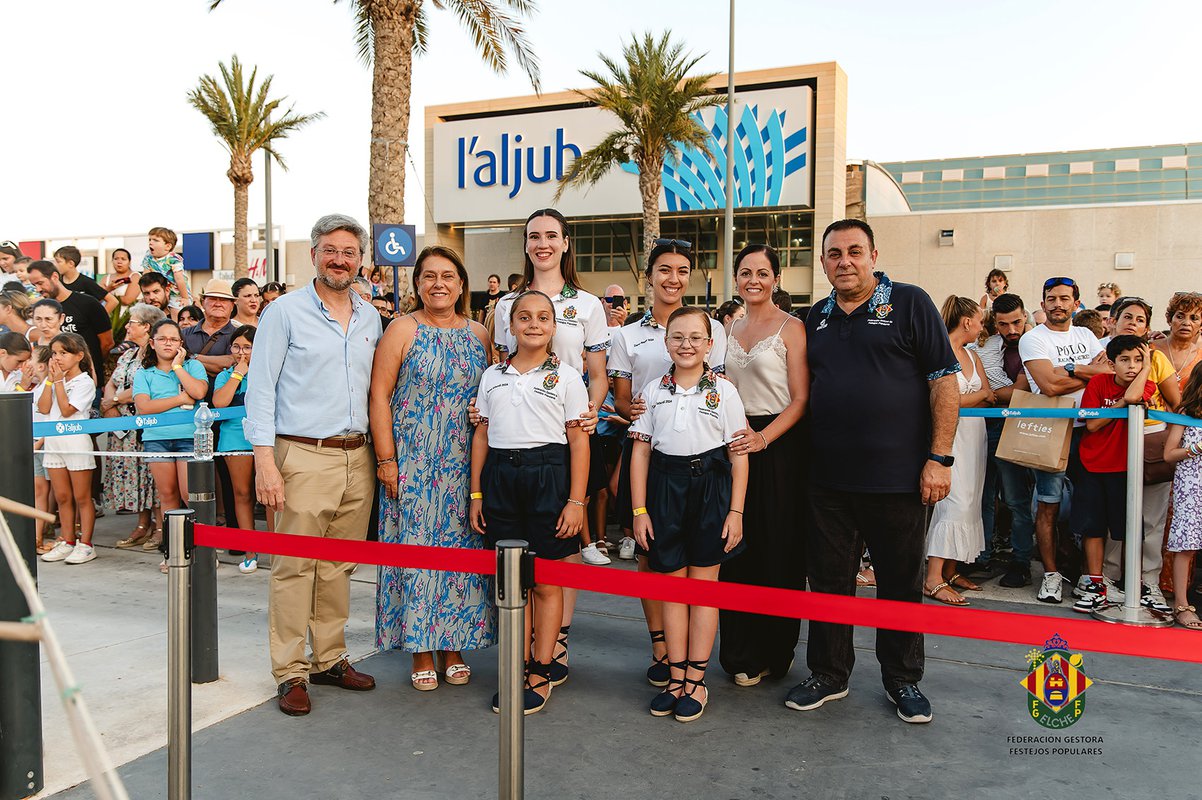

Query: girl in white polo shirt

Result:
[629,307,749,723]
[470,290,589,715]
[609,239,728,688]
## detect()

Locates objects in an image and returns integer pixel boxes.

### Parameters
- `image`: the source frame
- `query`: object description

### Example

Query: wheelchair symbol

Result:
[384,231,406,258]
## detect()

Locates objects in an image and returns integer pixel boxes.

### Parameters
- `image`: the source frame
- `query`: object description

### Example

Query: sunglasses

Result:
[1043,277,1076,290]
[654,238,692,249]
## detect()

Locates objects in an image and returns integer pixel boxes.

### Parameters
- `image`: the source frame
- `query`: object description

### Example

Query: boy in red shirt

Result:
[1071,334,1155,613]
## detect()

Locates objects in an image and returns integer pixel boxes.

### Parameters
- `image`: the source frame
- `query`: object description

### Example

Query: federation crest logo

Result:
[55,422,65,434]
[705,389,720,409]
[1020,634,1093,729]
[875,304,893,320]
[542,372,560,391]
[562,306,577,320]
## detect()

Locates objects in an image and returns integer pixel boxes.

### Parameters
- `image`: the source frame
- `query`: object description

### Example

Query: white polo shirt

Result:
[609,310,727,398]
[629,369,747,456]
[493,286,609,374]
[37,373,96,421]
[476,354,590,449]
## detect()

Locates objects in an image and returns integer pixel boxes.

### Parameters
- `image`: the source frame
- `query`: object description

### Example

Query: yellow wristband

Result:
[231,372,244,382]
[470,492,483,500]
[44,378,53,387]
[633,507,648,517]
[172,364,184,372]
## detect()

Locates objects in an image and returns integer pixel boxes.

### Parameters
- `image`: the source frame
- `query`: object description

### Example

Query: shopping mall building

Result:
[17,60,1202,312]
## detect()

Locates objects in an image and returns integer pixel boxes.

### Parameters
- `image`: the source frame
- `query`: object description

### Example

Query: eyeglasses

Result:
[153,336,182,344]
[654,238,692,249]
[317,247,361,261]
[666,334,710,348]
[230,344,252,354]
[1043,277,1076,290]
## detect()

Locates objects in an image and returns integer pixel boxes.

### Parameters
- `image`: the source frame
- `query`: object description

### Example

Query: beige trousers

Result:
[268,437,374,684]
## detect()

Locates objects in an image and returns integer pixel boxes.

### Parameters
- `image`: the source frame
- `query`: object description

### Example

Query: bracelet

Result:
[633,506,648,517]
[44,378,53,387]
[730,509,743,515]
[172,364,184,372]
[470,492,483,500]
[757,432,769,449]
[566,498,585,507]
[376,456,396,466]
[231,372,244,382]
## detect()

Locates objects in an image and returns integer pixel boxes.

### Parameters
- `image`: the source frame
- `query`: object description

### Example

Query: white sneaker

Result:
[580,543,611,566]
[1071,574,1093,599]
[1141,585,1172,613]
[618,536,636,560]
[64,543,96,565]
[1036,571,1064,604]
[238,557,258,574]
[41,540,75,563]
[1103,577,1125,603]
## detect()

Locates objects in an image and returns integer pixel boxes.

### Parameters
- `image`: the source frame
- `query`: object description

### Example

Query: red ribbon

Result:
[196,524,1202,665]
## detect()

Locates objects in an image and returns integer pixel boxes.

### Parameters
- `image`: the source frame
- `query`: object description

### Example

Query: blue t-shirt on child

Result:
[213,367,251,452]
[133,359,208,441]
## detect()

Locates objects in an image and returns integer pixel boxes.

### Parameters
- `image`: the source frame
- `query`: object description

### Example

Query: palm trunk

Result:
[637,161,662,296]
[368,1,417,227]
[233,180,249,280]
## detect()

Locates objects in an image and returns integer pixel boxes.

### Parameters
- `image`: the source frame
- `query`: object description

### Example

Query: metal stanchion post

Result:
[1094,404,1172,626]
[0,393,42,800]
[186,458,219,682]
[166,509,195,800]
[496,540,532,800]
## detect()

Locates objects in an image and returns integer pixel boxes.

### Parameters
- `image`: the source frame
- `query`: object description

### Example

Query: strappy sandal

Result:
[947,572,983,592]
[522,660,553,715]
[925,581,969,606]
[116,524,151,548]
[549,625,570,686]
[437,654,471,686]
[1174,605,1202,631]
[647,629,670,687]
[142,529,163,551]
[674,659,710,722]
[411,669,439,691]
[856,566,876,588]
[649,659,687,716]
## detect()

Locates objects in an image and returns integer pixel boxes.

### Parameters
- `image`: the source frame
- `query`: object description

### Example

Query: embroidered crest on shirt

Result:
[542,372,560,391]
[562,305,577,320]
[875,304,893,319]
[705,389,720,409]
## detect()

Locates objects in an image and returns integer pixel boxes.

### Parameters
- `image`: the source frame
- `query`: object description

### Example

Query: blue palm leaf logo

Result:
[620,104,807,211]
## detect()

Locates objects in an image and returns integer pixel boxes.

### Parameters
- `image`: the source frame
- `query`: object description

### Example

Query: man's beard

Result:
[318,272,354,291]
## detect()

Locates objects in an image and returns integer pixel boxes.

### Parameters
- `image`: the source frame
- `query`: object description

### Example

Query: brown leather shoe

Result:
[310,658,376,691]
[277,679,311,716]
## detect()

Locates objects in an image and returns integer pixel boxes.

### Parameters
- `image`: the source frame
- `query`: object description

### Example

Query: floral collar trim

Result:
[819,271,893,316]
[558,285,578,300]
[501,352,561,373]
[639,310,660,328]
[659,364,717,394]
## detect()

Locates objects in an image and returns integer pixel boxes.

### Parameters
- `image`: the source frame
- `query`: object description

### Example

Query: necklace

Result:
[1167,340,1200,377]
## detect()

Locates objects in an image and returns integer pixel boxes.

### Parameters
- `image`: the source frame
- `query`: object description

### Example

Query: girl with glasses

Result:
[213,325,261,573]
[134,319,209,566]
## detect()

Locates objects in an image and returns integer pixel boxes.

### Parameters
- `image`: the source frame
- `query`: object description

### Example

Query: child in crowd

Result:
[1072,309,1106,339]
[0,331,31,390]
[1071,335,1156,612]
[141,227,190,309]
[1097,282,1121,308]
[213,325,260,573]
[1165,367,1202,630]
[134,319,209,568]
[628,307,748,722]
[38,333,99,565]
[980,268,1009,310]
[470,291,589,715]
[26,345,54,553]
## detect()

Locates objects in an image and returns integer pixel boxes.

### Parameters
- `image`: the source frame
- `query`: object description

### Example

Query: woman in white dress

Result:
[925,296,994,606]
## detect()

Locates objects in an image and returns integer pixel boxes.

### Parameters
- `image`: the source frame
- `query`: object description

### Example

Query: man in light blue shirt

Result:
[246,213,382,716]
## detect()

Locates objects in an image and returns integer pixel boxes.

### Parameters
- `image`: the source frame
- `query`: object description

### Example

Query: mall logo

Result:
[457,129,581,199]
[54,422,83,434]
[1020,634,1093,729]
[620,103,808,211]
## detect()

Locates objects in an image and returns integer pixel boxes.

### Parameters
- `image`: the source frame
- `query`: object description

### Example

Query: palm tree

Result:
[556,32,724,278]
[210,0,540,228]
[187,56,323,279]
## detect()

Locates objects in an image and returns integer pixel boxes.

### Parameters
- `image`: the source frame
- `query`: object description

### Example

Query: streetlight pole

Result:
[723,0,736,300]
[264,148,274,284]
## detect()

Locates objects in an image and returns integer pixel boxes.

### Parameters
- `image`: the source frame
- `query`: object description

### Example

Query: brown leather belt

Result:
[278,433,368,450]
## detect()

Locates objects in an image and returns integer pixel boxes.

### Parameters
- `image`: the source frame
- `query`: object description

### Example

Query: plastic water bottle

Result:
[193,402,216,461]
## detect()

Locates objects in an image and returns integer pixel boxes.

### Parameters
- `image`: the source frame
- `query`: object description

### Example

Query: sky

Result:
[3,0,1201,243]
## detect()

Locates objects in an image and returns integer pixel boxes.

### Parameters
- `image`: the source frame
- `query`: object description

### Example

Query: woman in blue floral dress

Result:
[369,246,495,691]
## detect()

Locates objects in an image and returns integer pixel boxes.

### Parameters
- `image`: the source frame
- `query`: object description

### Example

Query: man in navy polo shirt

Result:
[785,219,960,725]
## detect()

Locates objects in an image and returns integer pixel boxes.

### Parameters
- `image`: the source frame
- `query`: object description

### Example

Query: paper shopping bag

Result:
[995,390,1074,473]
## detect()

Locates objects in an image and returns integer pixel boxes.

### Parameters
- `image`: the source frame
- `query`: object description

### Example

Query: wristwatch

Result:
[928,452,955,467]
[1064,361,1076,377]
